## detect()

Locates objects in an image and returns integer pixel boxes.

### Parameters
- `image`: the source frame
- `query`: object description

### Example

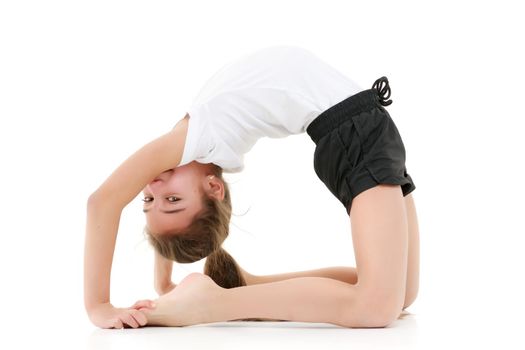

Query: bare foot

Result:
[142,272,225,327]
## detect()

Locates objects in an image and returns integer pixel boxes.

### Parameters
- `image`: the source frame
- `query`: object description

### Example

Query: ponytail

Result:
[204,246,246,289]
[204,247,286,322]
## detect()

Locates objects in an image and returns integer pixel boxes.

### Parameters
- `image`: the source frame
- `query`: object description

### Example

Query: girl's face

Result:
[142,161,220,234]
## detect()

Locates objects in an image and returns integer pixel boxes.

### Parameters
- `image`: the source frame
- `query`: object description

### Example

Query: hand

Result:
[88,302,154,329]
[129,299,158,312]
[142,272,224,327]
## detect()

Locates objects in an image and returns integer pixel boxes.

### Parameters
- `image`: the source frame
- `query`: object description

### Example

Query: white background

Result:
[1,0,524,349]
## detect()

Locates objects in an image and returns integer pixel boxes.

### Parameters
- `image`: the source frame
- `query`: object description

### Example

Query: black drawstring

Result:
[372,76,392,106]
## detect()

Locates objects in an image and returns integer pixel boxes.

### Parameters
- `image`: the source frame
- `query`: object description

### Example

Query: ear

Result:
[205,175,225,201]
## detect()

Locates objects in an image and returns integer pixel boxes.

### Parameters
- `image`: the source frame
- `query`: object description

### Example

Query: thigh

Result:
[403,192,420,308]
[349,183,408,305]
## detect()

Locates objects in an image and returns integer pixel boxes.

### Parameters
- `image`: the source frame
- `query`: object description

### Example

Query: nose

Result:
[148,178,163,192]
[147,169,173,193]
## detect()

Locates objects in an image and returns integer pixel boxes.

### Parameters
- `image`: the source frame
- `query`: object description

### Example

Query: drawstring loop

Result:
[372,76,392,106]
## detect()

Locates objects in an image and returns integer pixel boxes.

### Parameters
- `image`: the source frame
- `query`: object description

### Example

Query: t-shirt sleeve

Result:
[176,105,216,167]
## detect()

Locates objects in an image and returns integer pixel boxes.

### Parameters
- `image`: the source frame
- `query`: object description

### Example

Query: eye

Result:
[166,196,179,203]
[142,197,153,203]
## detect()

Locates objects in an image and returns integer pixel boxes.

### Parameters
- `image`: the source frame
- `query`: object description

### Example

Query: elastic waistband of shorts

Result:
[306,89,381,144]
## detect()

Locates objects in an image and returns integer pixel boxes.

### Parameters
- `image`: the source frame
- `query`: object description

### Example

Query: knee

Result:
[340,288,404,328]
[359,300,403,328]
[403,285,419,310]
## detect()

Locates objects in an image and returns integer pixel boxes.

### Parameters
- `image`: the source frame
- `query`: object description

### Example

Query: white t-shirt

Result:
[177,45,362,173]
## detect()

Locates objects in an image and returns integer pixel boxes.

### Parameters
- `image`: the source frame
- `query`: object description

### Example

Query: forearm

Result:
[214,276,358,326]
[84,198,122,312]
[156,282,177,296]
[250,266,358,286]
[154,251,174,292]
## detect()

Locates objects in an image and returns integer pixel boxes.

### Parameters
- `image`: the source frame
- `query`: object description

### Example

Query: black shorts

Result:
[306,77,416,215]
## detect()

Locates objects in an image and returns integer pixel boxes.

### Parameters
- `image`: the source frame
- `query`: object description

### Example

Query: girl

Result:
[84,45,419,329]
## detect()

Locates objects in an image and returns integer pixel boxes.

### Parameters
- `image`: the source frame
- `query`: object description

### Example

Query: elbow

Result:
[87,191,100,207]
[155,281,176,296]
[86,191,109,215]
[154,281,167,295]
[87,189,125,211]
[155,285,167,296]
[87,190,107,208]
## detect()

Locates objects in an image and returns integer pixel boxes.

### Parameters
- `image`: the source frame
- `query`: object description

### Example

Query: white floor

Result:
[3,304,521,350]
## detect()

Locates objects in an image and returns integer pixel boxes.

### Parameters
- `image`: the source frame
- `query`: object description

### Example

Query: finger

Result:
[129,309,148,327]
[131,299,149,308]
[121,313,139,329]
[131,299,156,310]
[121,314,139,329]
[113,319,124,329]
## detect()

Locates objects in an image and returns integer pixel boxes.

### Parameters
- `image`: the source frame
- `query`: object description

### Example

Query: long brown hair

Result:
[143,164,246,289]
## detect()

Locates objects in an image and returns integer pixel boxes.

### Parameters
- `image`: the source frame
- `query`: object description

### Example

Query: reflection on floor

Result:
[85,311,419,350]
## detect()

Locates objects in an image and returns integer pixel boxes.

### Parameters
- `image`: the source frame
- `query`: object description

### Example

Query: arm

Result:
[154,249,177,295]
[84,116,188,314]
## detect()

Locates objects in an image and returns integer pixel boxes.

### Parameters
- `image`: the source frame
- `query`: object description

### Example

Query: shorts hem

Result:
[344,171,416,215]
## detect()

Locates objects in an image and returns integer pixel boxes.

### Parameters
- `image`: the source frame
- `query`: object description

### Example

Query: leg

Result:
[244,192,419,310]
[218,184,407,327]
[347,184,408,325]
[145,271,363,327]
[402,192,420,309]
[144,184,408,328]
[242,184,409,326]
[245,266,358,286]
